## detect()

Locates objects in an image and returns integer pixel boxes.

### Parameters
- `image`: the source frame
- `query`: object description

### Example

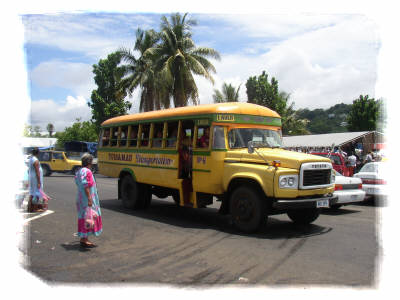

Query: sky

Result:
[21,10,381,132]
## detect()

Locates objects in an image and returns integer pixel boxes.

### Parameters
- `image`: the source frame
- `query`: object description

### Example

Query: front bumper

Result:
[272,194,338,210]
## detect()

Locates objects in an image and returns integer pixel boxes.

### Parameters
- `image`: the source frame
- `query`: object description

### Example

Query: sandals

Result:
[80,241,97,248]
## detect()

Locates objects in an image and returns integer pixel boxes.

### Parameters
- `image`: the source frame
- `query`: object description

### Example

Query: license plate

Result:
[351,194,358,200]
[367,188,375,194]
[317,199,329,208]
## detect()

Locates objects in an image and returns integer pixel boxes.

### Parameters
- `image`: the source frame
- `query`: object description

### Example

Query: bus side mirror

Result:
[248,141,254,154]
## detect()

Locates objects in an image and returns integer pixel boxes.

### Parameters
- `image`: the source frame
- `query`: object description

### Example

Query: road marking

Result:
[23,210,54,224]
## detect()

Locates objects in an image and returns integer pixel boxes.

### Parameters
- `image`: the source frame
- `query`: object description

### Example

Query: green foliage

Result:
[213,83,241,103]
[246,71,286,116]
[297,103,352,134]
[46,123,55,137]
[149,12,220,107]
[118,29,169,112]
[88,51,132,131]
[56,119,98,148]
[245,71,308,135]
[346,95,383,132]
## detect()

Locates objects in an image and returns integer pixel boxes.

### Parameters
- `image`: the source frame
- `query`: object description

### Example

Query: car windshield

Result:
[359,163,379,173]
[228,128,282,149]
[314,153,341,165]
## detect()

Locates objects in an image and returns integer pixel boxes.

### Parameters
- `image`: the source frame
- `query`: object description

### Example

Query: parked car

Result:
[331,170,365,209]
[38,150,81,176]
[353,162,387,200]
[311,152,352,176]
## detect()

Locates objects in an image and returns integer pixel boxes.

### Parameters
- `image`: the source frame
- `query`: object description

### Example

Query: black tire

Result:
[71,166,80,175]
[172,190,180,206]
[121,175,142,209]
[42,164,52,177]
[229,185,266,233]
[140,184,152,209]
[287,208,321,225]
[330,204,343,210]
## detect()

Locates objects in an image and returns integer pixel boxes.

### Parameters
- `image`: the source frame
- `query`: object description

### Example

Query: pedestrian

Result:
[28,148,48,212]
[347,152,357,176]
[74,153,102,248]
[364,151,374,164]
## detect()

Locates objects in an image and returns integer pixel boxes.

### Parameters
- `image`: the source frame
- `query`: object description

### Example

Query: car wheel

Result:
[229,185,266,233]
[72,166,80,175]
[121,175,143,209]
[42,164,52,176]
[330,204,343,210]
[287,208,321,225]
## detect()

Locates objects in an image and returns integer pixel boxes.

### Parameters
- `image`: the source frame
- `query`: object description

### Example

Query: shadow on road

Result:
[60,241,92,252]
[320,207,361,216]
[100,197,332,240]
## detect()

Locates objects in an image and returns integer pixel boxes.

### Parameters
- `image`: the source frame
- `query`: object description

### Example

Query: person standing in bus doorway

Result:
[178,131,193,205]
[74,153,103,248]
[28,148,48,212]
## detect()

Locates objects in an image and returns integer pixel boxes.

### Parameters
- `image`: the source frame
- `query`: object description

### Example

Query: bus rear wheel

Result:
[121,175,142,209]
[229,185,266,233]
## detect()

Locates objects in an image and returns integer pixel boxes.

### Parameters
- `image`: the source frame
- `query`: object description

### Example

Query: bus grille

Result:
[303,169,331,187]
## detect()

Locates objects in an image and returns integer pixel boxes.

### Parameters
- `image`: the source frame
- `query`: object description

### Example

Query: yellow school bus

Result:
[98,102,337,232]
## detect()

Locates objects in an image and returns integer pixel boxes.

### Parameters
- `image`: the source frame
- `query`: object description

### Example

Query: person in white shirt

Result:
[347,152,357,176]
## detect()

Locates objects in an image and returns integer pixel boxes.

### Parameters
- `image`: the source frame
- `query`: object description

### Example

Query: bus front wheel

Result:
[287,208,320,225]
[229,186,266,233]
[121,175,142,209]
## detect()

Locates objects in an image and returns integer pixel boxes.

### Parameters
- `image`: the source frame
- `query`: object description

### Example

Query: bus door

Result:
[178,120,194,206]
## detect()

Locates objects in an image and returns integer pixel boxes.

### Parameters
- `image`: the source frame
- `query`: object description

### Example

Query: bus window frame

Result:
[139,123,150,148]
[119,125,128,147]
[110,127,118,147]
[151,122,165,149]
[166,121,179,149]
[194,124,211,151]
[128,124,139,148]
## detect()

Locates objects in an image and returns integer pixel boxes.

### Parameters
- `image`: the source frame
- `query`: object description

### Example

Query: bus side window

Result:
[152,123,164,148]
[140,124,150,147]
[181,120,194,148]
[166,122,178,148]
[212,126,226,149]
[102,128,110,147]
[197,126,210,148]
[111,127,118,146]
[120,126,128,147]
[129,125,138,147]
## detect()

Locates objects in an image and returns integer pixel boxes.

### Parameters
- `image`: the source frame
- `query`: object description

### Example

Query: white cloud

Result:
[30,96,91,131]
[31,60,95,98]
[195,14,379,110]
[22,13,158,58]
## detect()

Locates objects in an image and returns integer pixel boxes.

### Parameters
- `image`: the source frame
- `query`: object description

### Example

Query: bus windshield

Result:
[228,128,283,149]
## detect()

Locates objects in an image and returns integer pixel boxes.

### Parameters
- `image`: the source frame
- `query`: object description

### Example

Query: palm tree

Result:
[149,13,221,107]
[213,83,241,103]
[46,123,55,137]
[119,28,169,112]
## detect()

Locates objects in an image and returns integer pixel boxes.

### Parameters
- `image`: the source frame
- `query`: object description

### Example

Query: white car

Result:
[332,170,365,208]
[353,162,387,200]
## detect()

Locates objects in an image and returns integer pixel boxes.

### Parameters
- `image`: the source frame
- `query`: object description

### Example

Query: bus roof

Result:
[101,102,281,127]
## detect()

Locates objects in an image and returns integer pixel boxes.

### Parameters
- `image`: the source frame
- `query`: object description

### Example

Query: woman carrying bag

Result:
[74,153,103,248]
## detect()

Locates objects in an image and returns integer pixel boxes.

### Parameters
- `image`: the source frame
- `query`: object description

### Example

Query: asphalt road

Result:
[21,174,382,287]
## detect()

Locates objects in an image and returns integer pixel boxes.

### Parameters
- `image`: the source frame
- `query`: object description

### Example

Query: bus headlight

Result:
[279,175,298,189]
[331,169,335,184]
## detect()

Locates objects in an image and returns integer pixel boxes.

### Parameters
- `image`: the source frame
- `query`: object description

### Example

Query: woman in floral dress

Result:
[74,153,102,248]
[28,148,46,212]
